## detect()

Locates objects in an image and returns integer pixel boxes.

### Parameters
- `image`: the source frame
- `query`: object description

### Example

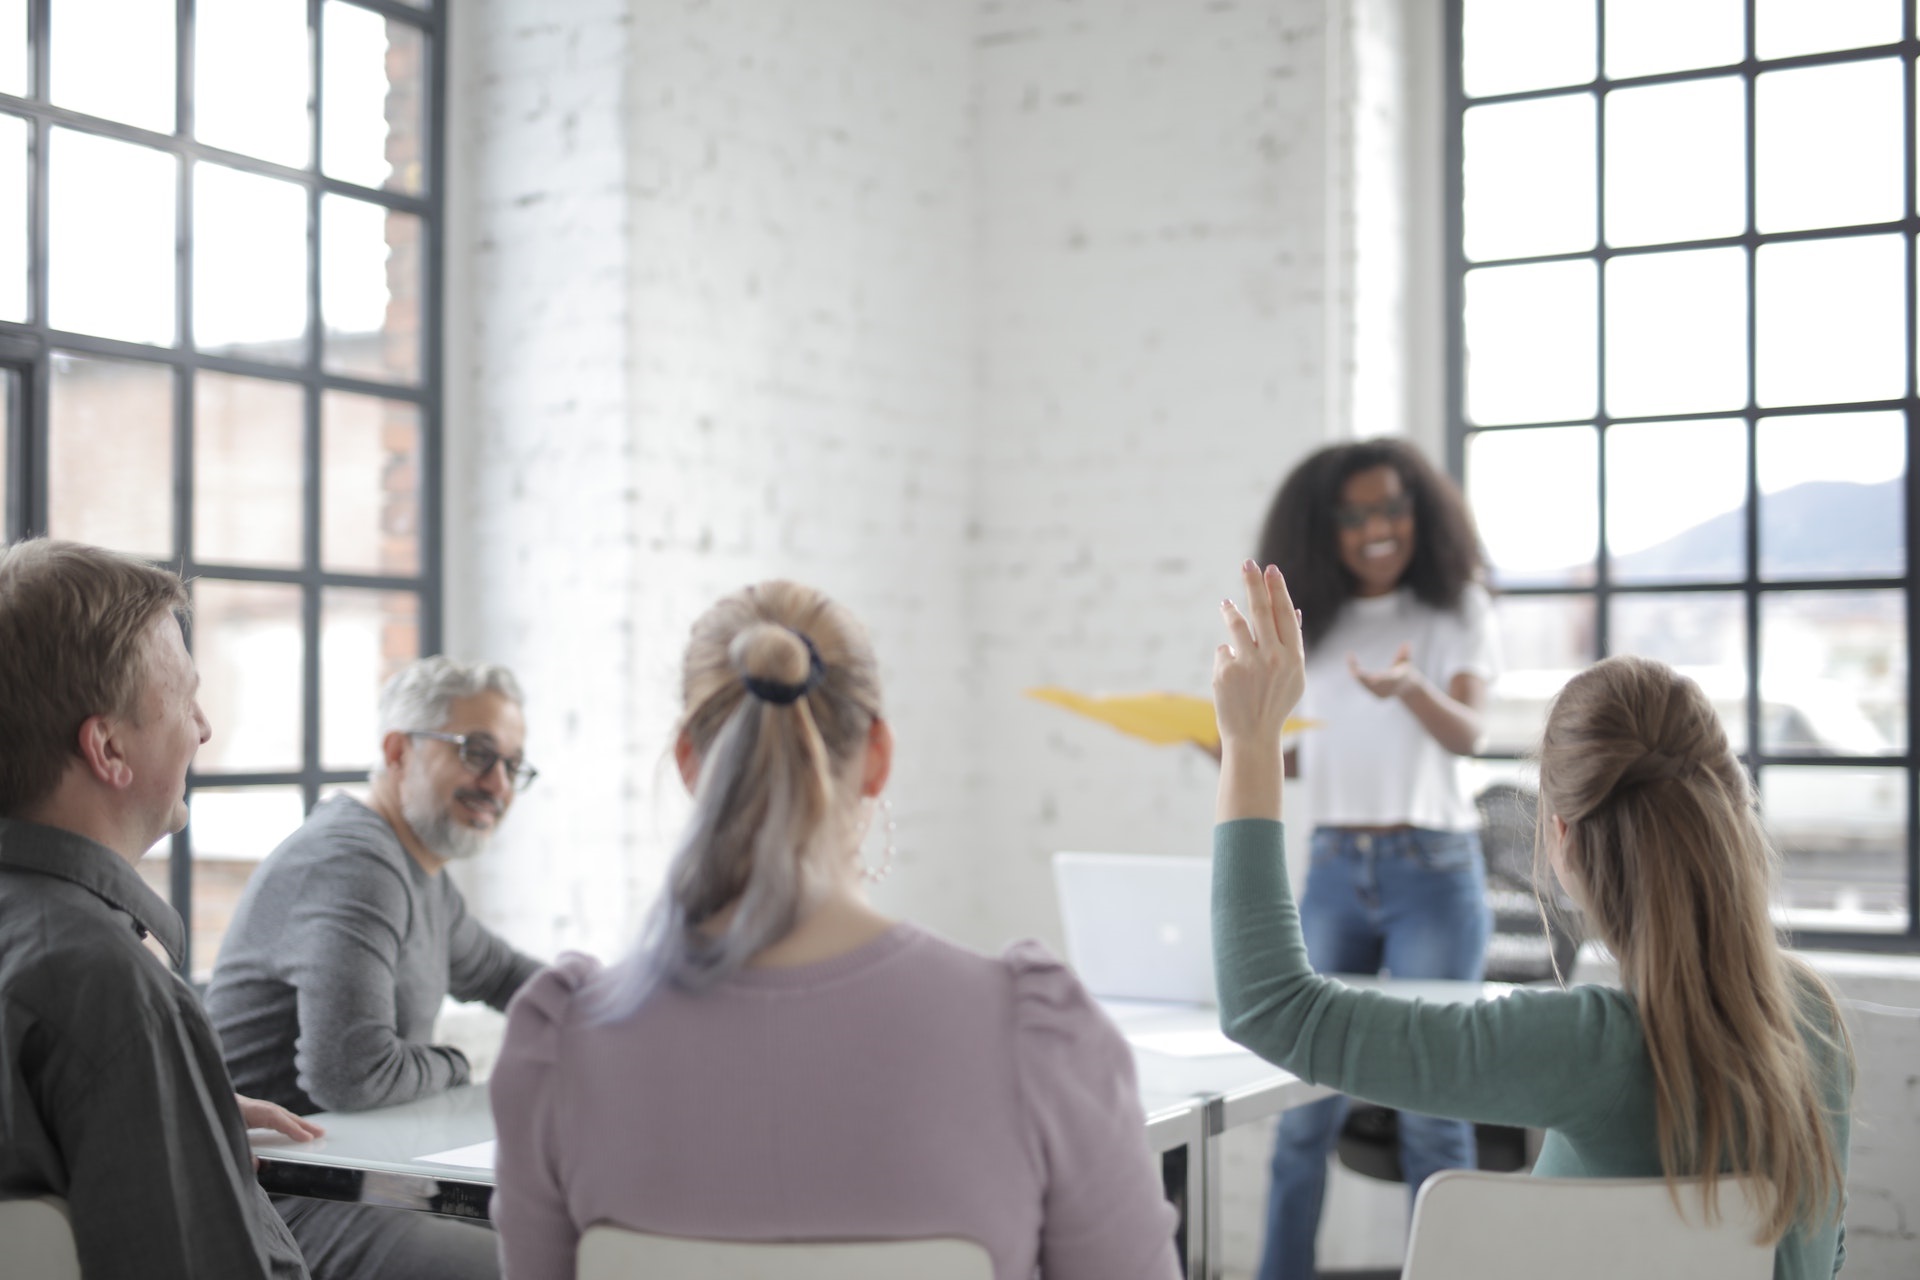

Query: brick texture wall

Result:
[442,3,1918,1277]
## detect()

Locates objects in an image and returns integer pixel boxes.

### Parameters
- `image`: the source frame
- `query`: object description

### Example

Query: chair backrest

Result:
[1403,1171,1772,1280]
[1475,783,1583,983]
[574,1226,996,1280]
[0,1196,82,1280]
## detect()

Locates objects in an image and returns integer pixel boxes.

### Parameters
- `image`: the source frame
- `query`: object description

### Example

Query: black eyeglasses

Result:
[1334,493,1414,530]
[408,731,539,791]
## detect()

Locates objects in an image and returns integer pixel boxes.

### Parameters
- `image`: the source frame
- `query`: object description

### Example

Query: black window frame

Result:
[0,0,448,975]
[1444,0,1920,952]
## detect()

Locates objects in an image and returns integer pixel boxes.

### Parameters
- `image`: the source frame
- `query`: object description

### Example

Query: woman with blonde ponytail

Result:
[489,582,1181,1280]
[1211,564,1852,1279]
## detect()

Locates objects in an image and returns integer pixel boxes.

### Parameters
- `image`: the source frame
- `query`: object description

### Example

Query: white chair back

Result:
[1403,1171,1772,1280]
[0,1196,81,1280]
[575,1226,995,1280]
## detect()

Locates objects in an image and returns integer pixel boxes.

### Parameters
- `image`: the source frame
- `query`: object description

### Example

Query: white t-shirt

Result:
[1297,583,1502,832]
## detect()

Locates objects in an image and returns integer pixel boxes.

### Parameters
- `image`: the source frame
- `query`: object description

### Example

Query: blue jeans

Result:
[1257,827,1491,1280]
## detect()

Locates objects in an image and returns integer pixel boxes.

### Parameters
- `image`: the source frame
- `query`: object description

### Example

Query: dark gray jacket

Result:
[0,817,308,1280]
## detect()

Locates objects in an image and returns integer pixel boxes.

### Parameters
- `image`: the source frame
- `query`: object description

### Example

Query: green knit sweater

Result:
[1211,819,1850,1279]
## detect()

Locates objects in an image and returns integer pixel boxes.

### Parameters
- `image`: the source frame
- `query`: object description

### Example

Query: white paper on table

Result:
[418,1139,496,1170]
[1127,1027,1245,1058]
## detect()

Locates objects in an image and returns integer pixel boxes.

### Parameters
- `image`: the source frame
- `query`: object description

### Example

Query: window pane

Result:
[194,0,311,169]
[1464,94,1594,263]
[0,112,25,323]
[322,195,422,384]
[1607,418,1746,583]
[323,391,421,576]
[321,588,419,770]
[1605,247,1747,418]
[48,352,171,555]
[1756,0,1900,60]
[1757,234,1905,407]
[193,579,304,774]
[1763,766,1909,934]
[1468,426,1598,586]
[0,0,24,96]
[194,163,308,363]
[1757,60,1902,235]
[1605,77,1745,248]
[1610,592,1748,746]
[179,785,305,978]
[322,2,427,195]
[1759,412,1905,581]
[194,372,304,569]
[1464,261,1596,426]
[1463,0,1595,98]
[48,0,174,132]
[1761,590,1905,755]
[48,128,175,345]
[1483,594,1596,753]
[1605,0,1742,79]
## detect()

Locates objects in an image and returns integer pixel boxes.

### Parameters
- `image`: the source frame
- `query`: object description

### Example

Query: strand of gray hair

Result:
[588,702,812,1023]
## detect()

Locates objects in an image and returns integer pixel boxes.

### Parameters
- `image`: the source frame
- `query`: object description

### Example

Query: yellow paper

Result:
[1026,687,1317,752]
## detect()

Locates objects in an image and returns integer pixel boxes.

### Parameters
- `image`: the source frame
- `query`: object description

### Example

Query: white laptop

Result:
[1053,852,1217,1006]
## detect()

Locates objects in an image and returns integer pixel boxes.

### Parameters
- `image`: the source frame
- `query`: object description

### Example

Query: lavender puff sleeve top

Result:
[488,923,1182,1280]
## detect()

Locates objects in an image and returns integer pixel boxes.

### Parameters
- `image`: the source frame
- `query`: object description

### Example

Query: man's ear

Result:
[674,731,700,794]
[76,714,134,790]
[380,730,412,775]
[860,717,893,799]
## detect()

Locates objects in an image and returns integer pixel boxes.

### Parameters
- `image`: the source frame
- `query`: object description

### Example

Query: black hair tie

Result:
[742,630,825,706]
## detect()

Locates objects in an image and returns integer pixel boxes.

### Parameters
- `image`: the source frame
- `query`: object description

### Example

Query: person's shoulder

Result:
[266,797,412,889]
[1,900,194,1060]
[1426,580,1492,624]
[995,938,1117,1037]
[500,952,605,1065]
[1456,581,1494,613]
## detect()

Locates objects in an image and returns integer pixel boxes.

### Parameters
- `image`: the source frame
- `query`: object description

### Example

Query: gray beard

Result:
[399,766,490,862]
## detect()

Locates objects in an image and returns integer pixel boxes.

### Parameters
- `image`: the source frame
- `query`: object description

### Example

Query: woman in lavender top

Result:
[489,581,1181,1280]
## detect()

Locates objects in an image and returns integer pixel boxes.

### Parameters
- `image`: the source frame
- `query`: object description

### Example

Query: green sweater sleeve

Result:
[1211,818,1644,1134]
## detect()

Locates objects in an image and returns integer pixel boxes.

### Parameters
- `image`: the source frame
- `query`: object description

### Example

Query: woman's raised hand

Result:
[1212,561,1305,821]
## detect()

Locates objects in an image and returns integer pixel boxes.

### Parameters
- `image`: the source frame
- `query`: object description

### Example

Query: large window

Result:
[1448,0,1918,947]
[0,0,444,977]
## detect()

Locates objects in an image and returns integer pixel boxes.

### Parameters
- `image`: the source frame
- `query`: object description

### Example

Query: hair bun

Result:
[730,624,824,705]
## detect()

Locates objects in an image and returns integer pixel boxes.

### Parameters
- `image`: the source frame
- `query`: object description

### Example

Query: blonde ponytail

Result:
[1537,656,1852,1242]
[592,583,882,1020]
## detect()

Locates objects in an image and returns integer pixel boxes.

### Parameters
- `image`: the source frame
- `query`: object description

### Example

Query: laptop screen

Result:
[1053,852,1218,1006]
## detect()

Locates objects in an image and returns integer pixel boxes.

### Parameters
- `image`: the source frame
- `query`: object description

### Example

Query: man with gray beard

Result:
[207,656,543,1280]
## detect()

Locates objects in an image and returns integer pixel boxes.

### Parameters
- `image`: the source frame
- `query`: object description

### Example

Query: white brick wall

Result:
[444,0,640,958]
[441,3,1919,1278]
[446,0,980,958]
[971,0,1342,955]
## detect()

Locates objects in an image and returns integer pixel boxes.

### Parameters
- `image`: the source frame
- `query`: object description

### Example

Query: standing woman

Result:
[1250,438,1498,1279]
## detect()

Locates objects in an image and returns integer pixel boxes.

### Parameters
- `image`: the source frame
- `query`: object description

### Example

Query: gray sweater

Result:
[206,794,542,1114]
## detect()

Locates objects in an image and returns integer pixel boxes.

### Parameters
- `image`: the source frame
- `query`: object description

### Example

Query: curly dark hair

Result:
[1254,437,1485,650]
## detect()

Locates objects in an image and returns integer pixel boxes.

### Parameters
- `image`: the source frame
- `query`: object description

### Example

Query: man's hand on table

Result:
[237,1093,325,1169]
